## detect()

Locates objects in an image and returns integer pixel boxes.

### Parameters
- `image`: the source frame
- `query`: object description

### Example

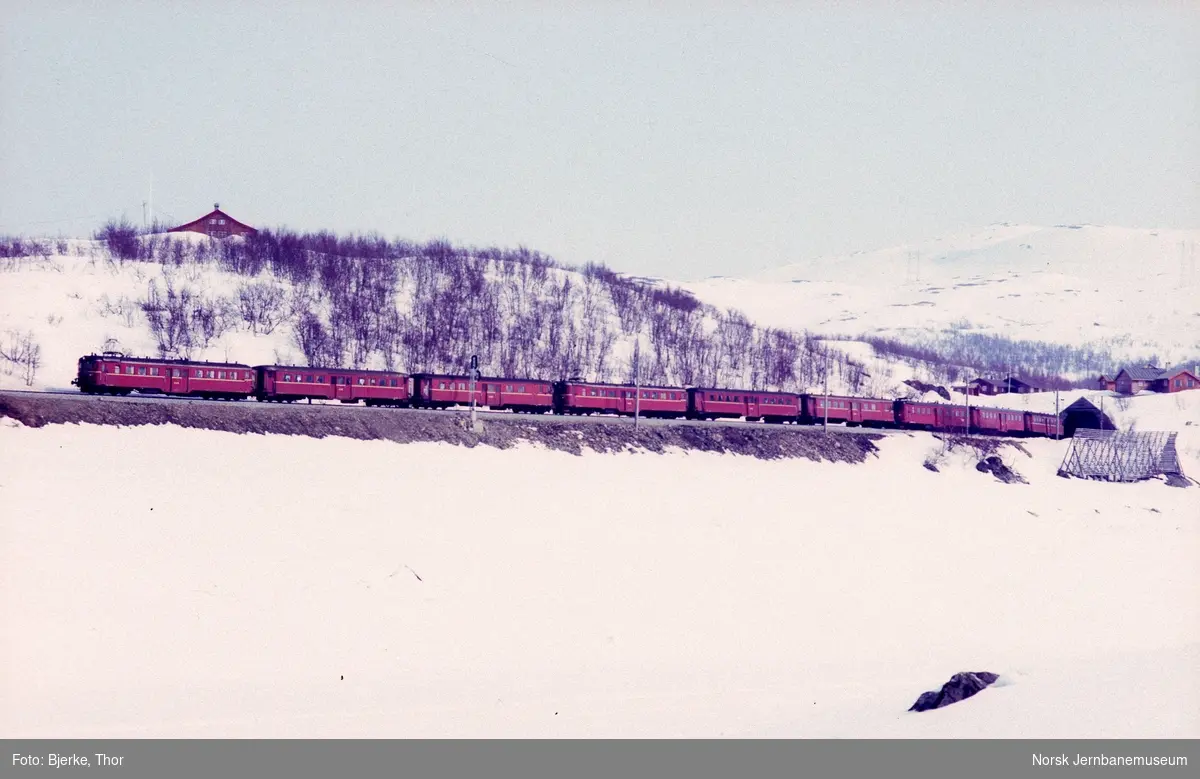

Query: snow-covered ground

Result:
[1,223,1197,738]
[2,420,1196,738]
[680,224,1200,363]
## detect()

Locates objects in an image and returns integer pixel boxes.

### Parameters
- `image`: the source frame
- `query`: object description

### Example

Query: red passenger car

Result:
[256,365,411,406]
[687,388,800,422]
[73,352,254,399]
[893,400,971,431]
[970,407,1026,435]
[802,394,894,426]
[553,381,688,418]
[412,373,554,412]
[1025,411,1062,438]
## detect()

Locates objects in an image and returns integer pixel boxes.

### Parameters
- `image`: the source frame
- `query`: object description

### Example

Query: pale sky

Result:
[2,1,1196,279]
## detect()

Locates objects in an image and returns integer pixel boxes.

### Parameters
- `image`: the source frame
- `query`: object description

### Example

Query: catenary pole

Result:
[965,378,971,435]
[469,354,478,429]
[823,348,829,433]
[634,340,641,430]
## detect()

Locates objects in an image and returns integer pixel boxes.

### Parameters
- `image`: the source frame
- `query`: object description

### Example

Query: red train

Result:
[413,374,554,412]
[72,352,1064,438]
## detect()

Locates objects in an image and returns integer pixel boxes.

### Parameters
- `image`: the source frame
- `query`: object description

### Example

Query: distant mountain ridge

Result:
[679,224,1200,364]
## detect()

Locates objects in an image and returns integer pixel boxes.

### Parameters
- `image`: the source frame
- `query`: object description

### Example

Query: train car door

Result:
[745,394,760,419]
[485,382,500,407]
[333,375,352,400]
[169,367,187,394]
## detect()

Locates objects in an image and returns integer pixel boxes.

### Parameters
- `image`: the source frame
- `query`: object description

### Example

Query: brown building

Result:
[1111,364,1200,394]
[167,204,257,239]
[1156,365,1200,393]
[1114,365,1163,394]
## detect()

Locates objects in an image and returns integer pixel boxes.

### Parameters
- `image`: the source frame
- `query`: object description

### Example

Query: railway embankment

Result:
[0,391,883,463]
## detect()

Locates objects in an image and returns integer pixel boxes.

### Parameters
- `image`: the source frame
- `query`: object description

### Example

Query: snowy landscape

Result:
[2,421,1197,738]
[1,223,1198,738]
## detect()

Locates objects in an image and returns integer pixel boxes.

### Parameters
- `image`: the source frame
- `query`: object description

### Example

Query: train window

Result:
[458,382,466,390]
[318,376,325,383]
[438,381,446,390]
[506,384,512,392]
[137,366,146,375]
[369,378,376,385]
[519,385,526,393]
[358,378,366,385]
[284,374,291,381]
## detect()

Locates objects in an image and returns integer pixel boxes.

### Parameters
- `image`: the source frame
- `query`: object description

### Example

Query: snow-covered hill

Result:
[680,224,1200,363]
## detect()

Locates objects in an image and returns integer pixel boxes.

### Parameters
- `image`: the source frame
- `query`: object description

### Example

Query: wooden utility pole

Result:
[468,354,479,429]
[633,340,641,430]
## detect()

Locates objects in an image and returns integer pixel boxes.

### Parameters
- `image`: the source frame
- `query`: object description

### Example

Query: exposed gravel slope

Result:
[0,391,882,463]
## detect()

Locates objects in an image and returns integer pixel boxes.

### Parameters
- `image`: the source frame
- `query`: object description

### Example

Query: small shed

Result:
[1061,397,1114,437]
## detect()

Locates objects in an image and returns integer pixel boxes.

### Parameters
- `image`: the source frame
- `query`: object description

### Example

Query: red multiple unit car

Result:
[894,400,970,431]
[553,381,688,418]
[255,365,412,406]
[73,353,255,399]
[413,374,555,412]
[805,394,896,427]
[72,352,1068,438]
[970,407,1026,435]
[1024,411,1064,438]
[687,388,801,422]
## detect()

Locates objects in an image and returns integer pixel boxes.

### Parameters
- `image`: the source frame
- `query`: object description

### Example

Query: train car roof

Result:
[689,386,799,396]
[555,379,687,391]
[255,364,408,376]
[411,372,551,383]
[81,353,252,369]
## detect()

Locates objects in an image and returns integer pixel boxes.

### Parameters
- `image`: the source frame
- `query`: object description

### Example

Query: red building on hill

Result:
[167,204,257,239]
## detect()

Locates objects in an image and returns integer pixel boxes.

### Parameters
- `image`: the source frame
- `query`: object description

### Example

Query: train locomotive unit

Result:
[73,352,255,399]
[72,352,1065,438]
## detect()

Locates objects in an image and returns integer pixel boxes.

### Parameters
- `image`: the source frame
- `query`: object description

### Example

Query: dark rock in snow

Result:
[903,379,951,401]
[976,455,1026,484]
[909,671,1000,712]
